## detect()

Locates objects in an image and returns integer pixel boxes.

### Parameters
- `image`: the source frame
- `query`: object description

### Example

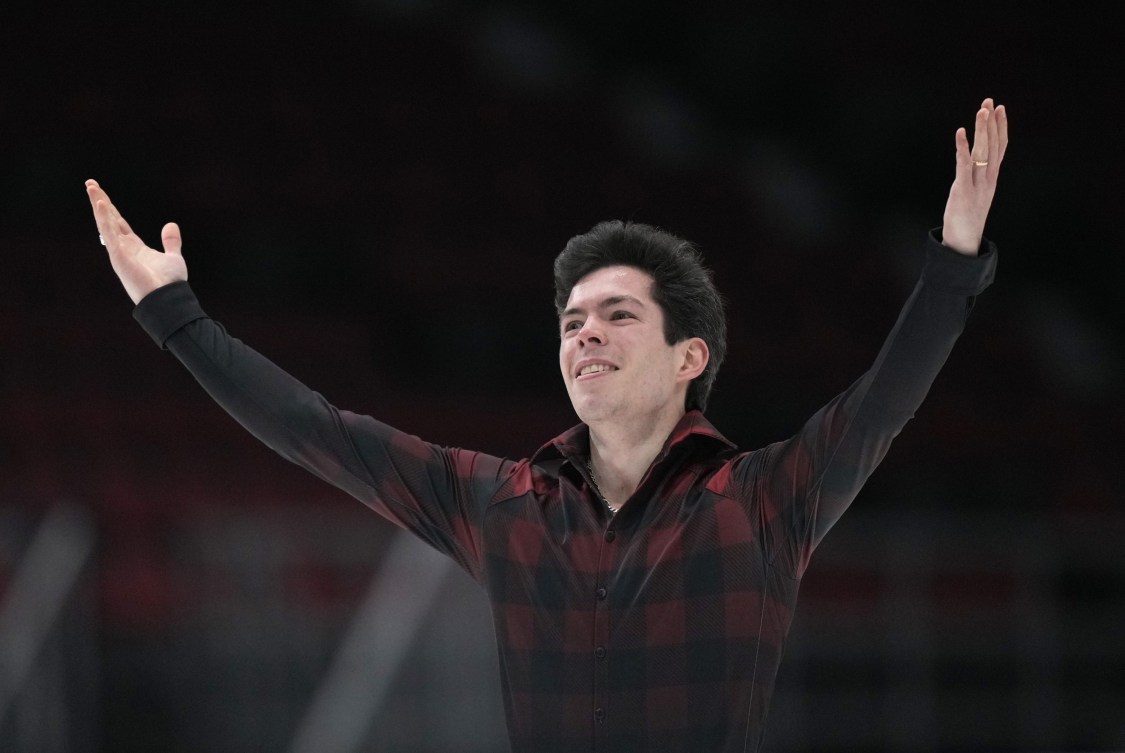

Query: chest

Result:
[482,480,765,614]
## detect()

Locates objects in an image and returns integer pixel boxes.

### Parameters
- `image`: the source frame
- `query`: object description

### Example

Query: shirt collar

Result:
[530,409,737,470]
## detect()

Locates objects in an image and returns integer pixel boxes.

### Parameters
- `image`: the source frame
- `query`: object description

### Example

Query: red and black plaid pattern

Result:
[135,231,997,752]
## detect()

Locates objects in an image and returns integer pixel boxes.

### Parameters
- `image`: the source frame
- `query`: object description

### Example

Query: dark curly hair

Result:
[553,220,727,412]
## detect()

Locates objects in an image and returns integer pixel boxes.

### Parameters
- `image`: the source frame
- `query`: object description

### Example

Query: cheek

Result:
[558,342,572,377]
[640,349,682,387]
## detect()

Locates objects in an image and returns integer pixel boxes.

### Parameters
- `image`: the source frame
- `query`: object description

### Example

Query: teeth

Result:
[579,364,616,376]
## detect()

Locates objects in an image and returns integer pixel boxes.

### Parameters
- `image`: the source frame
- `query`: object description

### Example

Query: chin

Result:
[570,396,610,424]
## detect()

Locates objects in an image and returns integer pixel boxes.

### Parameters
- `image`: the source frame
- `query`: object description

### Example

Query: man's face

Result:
[559,265,696,425]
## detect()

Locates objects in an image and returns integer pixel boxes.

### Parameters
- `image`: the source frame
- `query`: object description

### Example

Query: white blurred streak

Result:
[288,533,455,753]
[0,503,96,724]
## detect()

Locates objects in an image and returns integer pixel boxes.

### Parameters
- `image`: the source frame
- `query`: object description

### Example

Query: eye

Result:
[610,310,636,321]
[562,320,582,333]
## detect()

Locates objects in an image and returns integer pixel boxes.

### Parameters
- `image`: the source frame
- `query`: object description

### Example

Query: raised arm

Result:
[84,181,509,579]
[748,99,1008,577]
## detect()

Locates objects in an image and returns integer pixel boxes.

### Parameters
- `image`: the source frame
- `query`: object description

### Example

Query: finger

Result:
[995,104,1008,164]
[85,179,110,211]
[106,199,135,238]
[86,180,107,223]
[970,106,989,162]
[161,223,183,256]
[953,126,972,185]
[986,102,1001,174]
[86,182,120,246]
[90,197,115,247]
[970,107,990,181]
[87,184,142,253]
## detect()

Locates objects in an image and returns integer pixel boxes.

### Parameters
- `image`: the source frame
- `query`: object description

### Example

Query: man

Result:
[87,98,1008,752]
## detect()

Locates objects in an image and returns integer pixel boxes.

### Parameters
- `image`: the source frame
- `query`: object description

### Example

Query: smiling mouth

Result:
[578,364,618,377]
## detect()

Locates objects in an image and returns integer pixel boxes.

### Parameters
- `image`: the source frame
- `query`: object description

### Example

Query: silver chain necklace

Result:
[586,459,618,515]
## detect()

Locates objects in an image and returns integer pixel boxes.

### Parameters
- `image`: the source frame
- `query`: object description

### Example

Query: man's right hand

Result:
[86,179,188,305]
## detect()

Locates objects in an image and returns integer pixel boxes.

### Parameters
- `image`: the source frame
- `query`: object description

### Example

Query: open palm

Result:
[86,179,188,304]
[941,98,1008,255]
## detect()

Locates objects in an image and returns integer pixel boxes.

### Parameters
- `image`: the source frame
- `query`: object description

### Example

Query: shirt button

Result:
[604,529,616,542]
[595,646,607,660]
[594,707,606,723]
[595,587,607,600]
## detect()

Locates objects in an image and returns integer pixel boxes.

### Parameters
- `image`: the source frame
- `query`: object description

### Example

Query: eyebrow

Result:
[561,294,646,320]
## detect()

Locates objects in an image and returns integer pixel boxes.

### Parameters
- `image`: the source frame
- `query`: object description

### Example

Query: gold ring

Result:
[973,160,989,167]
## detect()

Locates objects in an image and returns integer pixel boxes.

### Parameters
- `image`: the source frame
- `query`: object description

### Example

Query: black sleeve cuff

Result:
[922,227,998,295]
[132,281,209,349]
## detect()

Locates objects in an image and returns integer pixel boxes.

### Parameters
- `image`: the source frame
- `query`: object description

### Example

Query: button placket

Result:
[592,505,617,747]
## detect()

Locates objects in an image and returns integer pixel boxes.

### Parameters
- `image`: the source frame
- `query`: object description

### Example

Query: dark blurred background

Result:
[1,2,1122,751]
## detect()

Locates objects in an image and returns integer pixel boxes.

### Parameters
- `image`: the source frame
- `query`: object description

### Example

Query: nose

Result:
[577,319,605,347]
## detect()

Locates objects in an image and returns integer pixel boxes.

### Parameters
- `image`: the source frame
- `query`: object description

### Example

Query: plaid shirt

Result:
[136,231,996,752]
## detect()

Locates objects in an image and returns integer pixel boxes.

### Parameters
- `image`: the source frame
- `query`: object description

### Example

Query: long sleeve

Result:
[744,230,998,578]
[133,282,515,581]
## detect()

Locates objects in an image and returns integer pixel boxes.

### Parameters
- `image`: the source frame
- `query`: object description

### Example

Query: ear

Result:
[676,337,710,384]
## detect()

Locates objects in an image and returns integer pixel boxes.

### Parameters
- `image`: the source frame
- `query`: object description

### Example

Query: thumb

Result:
[161,222,183,256]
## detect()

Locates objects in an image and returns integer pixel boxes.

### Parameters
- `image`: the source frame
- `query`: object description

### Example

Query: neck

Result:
[586,406,686,509]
